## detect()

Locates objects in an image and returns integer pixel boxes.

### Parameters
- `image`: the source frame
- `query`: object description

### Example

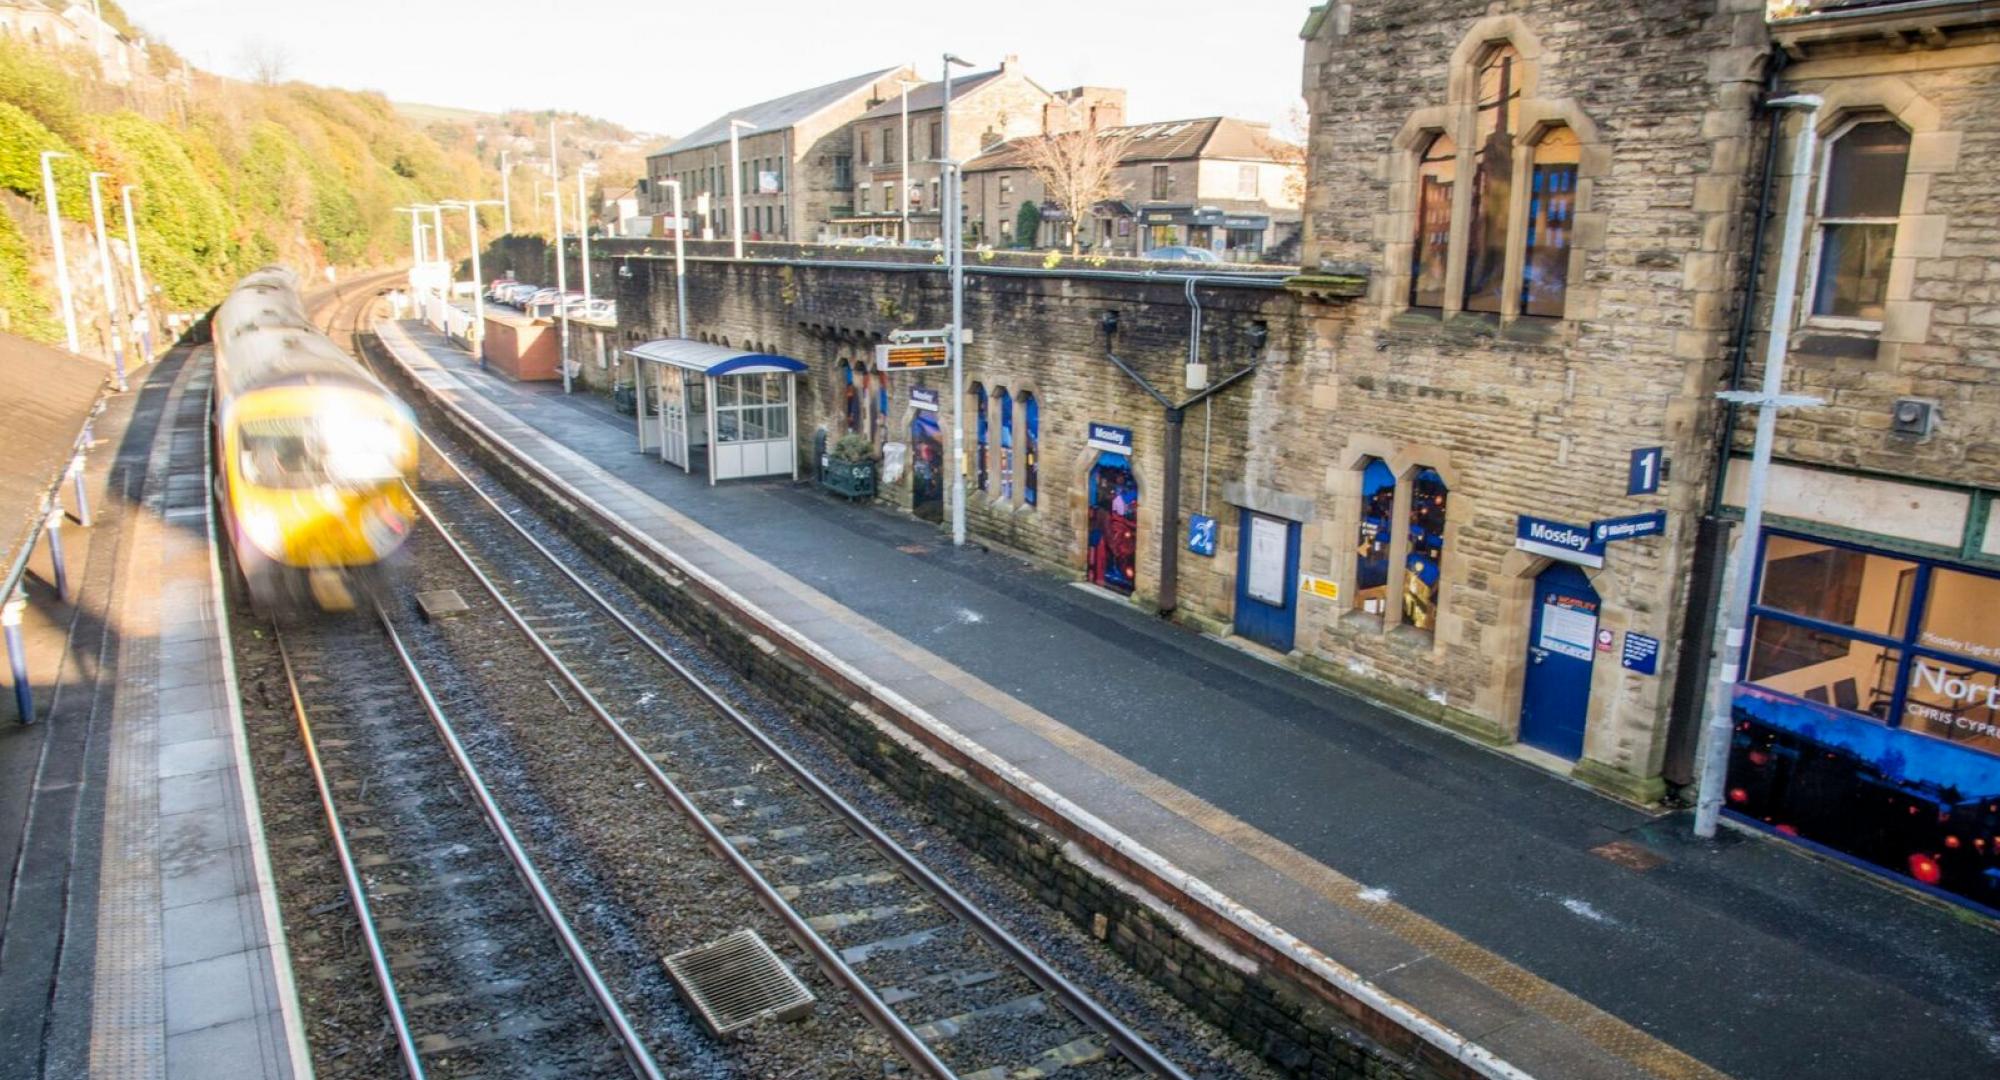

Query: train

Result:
[212,267,419,613]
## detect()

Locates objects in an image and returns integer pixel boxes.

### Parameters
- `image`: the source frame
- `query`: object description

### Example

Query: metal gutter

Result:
[1769,0,2000,28]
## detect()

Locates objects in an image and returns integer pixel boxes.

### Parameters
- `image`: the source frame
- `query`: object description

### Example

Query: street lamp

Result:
[499,149,513,236]
[548,119,572,393]
[662,178,687,340]
[1694,95,1827,839]
[86,171,125,390]
[441,199,501,363]
[39,151,78,353]
[120,184,150,360]
[727,118,756,259]
[942,52,973,547]
[897,77,920,245]
[577,163,597,308]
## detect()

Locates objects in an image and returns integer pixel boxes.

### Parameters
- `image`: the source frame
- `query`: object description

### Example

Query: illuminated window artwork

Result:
[1403,467,1448,634]
[1354,458,1395,616]
[1022,391,1039,507]
[972,382,989,492]
[997,388,1014,502]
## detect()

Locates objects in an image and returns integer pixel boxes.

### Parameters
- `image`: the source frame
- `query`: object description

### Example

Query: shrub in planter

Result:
[821,433,877,499]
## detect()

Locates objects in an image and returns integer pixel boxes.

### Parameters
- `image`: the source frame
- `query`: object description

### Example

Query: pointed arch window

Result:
[1411,133,1456,309]
[1463,43,1522,315]
[1022,392,1039,507]
[1355,458,1395,616]
[996,388,1015,502]
[971,382,989,492]
[1521,126,1579,318]
[1404,467,1448,634]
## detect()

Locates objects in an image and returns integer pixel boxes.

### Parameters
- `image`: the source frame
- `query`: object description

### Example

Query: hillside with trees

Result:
[0,0,646,358]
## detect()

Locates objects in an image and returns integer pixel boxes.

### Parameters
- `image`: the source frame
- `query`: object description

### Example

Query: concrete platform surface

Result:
[380,318,2000,1080]
[0,350,307,1080]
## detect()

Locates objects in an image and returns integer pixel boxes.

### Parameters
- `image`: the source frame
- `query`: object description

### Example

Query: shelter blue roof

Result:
[628,339,808,376]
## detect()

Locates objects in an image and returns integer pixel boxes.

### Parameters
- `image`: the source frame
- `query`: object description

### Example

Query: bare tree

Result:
[237,38,290,87]
[1018,126,1136,254]
[1256,101,1310,206]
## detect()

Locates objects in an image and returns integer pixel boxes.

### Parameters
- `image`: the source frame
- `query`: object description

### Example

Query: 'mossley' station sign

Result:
[1516,515,1605,567]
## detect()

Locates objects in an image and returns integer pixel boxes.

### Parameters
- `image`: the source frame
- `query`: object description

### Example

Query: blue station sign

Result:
[910,386,940,412]
[1087,422,1134,455]
[1515,515,1605,568]
[1592,511,1667,546]
[1621,631,1661,676]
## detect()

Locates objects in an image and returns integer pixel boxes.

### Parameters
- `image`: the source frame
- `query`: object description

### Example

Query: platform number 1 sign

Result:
[1628,447,1663,496]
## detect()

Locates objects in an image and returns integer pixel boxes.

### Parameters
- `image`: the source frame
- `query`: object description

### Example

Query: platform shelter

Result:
[627,339,806,484]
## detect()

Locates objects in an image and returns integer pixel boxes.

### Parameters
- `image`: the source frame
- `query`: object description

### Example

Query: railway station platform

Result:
[0,348,307,1079]
[376,319,2000,1080]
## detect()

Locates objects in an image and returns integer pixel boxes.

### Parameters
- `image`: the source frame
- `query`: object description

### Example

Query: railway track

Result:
[402,415,1189,1079]
[297,282,1235,1078]
[267,608,660,1080]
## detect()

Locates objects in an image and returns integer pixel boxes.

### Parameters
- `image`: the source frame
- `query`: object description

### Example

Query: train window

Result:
[239,417,403,489]
[240,422,316,489]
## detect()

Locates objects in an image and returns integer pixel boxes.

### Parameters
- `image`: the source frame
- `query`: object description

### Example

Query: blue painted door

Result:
[1519,563,1599,759]
[1234,510,1300,653]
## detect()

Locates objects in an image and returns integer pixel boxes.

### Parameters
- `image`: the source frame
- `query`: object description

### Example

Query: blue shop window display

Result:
[1728,530,2000,914]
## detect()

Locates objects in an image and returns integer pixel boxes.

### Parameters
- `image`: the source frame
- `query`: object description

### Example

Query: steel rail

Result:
[402,485,958,1080]
[405,438,1193,1080]
[271,630,428,1080]
[373,608,668,1080]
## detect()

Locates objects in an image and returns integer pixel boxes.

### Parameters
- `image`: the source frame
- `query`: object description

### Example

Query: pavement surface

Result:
[380,320,2000,1080]
[0,349,305,1080]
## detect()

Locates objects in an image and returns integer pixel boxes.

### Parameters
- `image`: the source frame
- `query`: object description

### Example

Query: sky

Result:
[120,0,1310,140]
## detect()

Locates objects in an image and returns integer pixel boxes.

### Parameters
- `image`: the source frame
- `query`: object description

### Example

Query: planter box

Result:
[820,458,876,499]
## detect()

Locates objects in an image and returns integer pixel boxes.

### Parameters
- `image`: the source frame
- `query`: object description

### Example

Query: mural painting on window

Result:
[1404,467,1447,632]
[1411,134,1455,309]
[1463,44,1522,314]
[972,382,989,492]
[1521,126,1578,318]
[1355,458,1395,616]
[1087,454,1138,595]
[875,376,890,448]
[997,388,1014,502]
[840,361,860,433]
[1730,533,2000,914]
[1815,119,1908,322]
[1022,392,1039,507]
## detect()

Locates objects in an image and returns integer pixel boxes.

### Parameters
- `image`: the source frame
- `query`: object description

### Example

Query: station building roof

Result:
[654,67,902,157]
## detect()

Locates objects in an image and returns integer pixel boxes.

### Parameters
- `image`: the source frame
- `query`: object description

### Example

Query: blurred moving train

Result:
[212,267,418,612]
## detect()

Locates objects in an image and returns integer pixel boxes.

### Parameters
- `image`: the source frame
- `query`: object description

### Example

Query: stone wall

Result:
[1290,1,1772,796]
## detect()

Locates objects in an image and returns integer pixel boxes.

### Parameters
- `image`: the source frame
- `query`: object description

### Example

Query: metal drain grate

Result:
[663,929,816,1037]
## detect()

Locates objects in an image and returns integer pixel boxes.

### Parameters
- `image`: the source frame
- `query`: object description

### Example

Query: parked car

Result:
[486,277,516,300]
[577,299,616,322]
[1142,246,1222,264]
[851,235,894,247]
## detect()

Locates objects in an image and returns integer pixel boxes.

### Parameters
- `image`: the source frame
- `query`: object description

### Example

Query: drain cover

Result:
[663,929,816,1037]
[415,589,470,621]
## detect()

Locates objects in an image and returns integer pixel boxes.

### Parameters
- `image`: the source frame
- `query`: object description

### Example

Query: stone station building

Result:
[577,0,2000,915]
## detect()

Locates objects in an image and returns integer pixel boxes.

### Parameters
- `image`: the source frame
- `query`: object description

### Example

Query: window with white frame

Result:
[1812,117,1909,324]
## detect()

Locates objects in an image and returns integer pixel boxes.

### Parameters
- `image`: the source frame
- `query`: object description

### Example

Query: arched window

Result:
[972,382,989,492]
[1355,458,1395,616]
[1411,133,1456,309]
[1463,43,1522,315]
[840,361,859,433]
[997,388,1014,501]
[1404,467,1448,634]
[1814,118,1909,322]
[1022,392,1039,507]
[1521,126,1579,318]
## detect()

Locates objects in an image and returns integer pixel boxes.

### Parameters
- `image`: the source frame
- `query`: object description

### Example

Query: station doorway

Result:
[1519,562,1599,759]
[1087,453,1138,594]
[1234,510,1300,652]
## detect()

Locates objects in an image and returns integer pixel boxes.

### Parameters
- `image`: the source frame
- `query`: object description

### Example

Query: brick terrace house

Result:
[962,116,1304,261]
[827,57,1123,243]
[642,67,915,243]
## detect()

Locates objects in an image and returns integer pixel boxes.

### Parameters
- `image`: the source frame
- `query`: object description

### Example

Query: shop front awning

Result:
[627,339,809,377]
